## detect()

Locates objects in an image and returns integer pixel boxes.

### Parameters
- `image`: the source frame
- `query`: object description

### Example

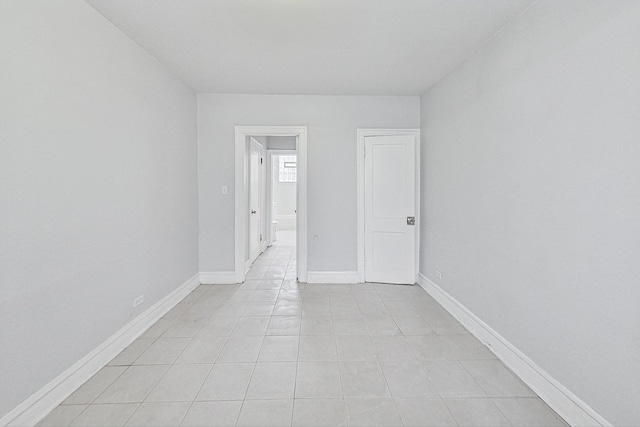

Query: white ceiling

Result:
[86,0,533,95]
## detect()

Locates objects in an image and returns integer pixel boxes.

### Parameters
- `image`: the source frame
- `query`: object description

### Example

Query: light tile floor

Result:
[39,235,567,426]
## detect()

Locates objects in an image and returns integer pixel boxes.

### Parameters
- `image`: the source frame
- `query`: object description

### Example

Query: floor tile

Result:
[197,316,239,337]
[440,334,495,360]
[421,307,469,335]
[258,336,299,362]
[295,362,342,398]
[364,316,401,336]
[492,397,567,426]
[246,362,297,399]
[392,315,434,335]
[302,300,331,316]
[64,367,127,404]
[181,401,242,427]
[37,405,87,427]
[133,338,192,365]
[232,316,270,336]
[242,301,275,316]
[139,319,175,339]
[394,398,458,426]
[406,335,456,361]
[94,365,170,403]
[267,316,301,335]
[273,300,303,316]
[335,336,376,361]
[163,303,195,320]
[422,360,486,398]
[236,399,293,427]
[40,243,567,427]
[339,361,390,398]
[298,335,337,361]
[462,360,534,397]
[301,316,333,335]
[69,404,139,427]
[332,317,368,336]
[125,402,190,426]
[196,363,254,401]
[212,302,249,317]
[292,399,346,427]
[162,317,208,338]
[251,290,280,302]
[444,398,511,426]
[357,300,389,316]
[108,340,155,366]
[217,335,264,363]
[145,364,212,402]
[371,336,416,361]
[344,398,402,427]
[380,360,438,398]
[175,336,227,364]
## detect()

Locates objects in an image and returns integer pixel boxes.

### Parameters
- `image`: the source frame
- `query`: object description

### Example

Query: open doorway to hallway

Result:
[234,126,307,283]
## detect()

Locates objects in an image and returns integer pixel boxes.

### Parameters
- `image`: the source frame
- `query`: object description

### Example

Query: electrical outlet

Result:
[435,270,443,280]
[133,295,144,308]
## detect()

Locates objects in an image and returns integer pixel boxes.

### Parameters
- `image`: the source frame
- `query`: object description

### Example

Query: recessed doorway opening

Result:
[234,126,307,283]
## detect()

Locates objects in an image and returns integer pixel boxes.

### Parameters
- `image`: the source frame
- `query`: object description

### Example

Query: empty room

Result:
[1,1,638,426]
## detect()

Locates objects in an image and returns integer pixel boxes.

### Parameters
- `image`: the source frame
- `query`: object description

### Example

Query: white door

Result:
[364,134,416,284]
[249,139,264,264]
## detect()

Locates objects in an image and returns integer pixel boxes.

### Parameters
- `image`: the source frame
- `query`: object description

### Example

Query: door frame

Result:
[235,126,308,283]
[357,129,421,284]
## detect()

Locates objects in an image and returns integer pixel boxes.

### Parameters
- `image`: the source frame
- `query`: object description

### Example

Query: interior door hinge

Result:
[261,157,263,164]
[260,234,263,241]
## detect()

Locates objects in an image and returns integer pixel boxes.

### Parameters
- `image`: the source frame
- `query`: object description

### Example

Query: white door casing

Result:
[235,126,308,284]
[358,129,420,285]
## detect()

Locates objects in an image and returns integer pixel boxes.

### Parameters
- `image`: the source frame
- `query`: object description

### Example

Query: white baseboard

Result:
[417,273,611,427]
[199,271,236,285]
[306,271,359,283]
[1,273,200,427]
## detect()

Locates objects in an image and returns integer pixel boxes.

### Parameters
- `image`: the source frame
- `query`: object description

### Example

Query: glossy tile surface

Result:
[39,238,567,426]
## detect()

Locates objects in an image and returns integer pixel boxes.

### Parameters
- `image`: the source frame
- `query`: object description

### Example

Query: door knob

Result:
[251,210,257,214]
[407,216,415,225]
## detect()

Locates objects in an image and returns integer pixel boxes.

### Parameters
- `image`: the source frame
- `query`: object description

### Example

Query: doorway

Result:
[234,126,308,283]
[357,129,420,284]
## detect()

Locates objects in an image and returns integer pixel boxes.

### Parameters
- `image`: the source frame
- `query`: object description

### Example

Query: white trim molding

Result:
[306,271,360,284]
[417,273,612,427]
[357,128,421,284]
[235,126,308,284]
[199,271,236,285]
[1,274,200,427]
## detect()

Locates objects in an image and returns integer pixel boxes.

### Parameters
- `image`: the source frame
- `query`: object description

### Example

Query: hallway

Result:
[38,239,566,426]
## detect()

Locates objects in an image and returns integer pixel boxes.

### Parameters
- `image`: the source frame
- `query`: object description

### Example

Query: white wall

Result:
[273,155,297,230]
[420,1,640,425]
[0,0,198,419]
[267,136,297,151]
[198,95,419,272]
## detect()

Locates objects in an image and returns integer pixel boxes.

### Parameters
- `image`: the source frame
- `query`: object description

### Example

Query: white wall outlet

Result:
[133,294,144,308]
[435,270,443,280]
[222,185,228,195]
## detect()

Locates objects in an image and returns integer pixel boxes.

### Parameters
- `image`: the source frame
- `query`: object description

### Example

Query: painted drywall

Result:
[198,95,419,272]
[420,1,640,424]
[274,155,297,230]
[0,0,198,418]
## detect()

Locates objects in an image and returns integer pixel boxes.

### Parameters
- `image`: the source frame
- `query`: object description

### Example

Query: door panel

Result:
[365,134,416,284]
[249,140,263,264]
